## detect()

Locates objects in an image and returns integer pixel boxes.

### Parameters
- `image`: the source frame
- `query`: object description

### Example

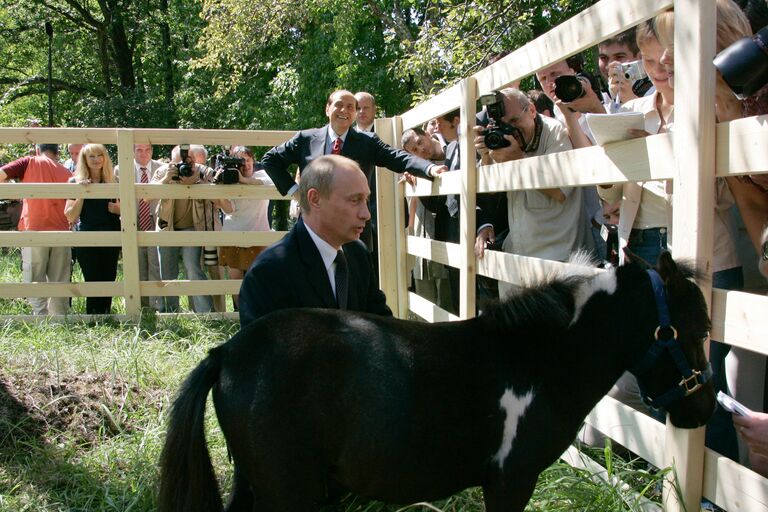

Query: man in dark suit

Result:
[262,89,446,197]
[239,155,392,327]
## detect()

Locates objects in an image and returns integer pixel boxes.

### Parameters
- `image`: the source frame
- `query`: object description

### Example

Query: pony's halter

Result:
[630,269,713,410]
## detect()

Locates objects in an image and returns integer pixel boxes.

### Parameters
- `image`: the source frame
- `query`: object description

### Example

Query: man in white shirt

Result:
[115,143,163,311]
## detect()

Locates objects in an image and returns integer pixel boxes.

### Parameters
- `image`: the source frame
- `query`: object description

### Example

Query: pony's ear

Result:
[656,250,680,283]
[622,247,651,268]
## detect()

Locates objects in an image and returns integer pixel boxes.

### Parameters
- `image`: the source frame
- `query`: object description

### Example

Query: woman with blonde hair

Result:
[64,144,121,314]
[654,0,768,475]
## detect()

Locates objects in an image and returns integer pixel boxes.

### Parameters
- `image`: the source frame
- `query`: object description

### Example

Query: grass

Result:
[0,249,671,511]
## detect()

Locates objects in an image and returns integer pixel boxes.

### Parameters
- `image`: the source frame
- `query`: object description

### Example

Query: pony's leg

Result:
[223,466,254,512]
[482,473,538,512]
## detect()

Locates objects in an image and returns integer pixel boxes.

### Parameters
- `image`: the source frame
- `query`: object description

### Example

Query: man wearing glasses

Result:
[473,87,585,298]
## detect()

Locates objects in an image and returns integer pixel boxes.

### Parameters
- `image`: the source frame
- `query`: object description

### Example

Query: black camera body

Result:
[479,92,525,150]
[172,144,196,180]
[553,72,602,103]
[214,154,245,184]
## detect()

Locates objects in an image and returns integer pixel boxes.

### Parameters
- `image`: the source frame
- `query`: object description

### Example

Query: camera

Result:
[619,60,653,97]
[479,92,525,150]
[553,72,602,103]
[714,25,768,99]
[172,144,196,180]
[213,153,245,184]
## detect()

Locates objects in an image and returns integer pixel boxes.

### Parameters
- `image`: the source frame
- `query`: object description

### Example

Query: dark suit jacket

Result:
[421,140,508,243]
[238,218,392,327]
[261,125,434,196]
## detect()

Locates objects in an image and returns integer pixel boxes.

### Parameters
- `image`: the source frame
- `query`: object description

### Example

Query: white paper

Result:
[584,111,645,146]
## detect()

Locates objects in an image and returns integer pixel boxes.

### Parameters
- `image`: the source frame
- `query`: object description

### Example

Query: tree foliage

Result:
[0,0,597,134]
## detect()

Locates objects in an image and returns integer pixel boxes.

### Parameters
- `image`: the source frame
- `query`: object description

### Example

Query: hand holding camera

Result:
[553,72,605,113]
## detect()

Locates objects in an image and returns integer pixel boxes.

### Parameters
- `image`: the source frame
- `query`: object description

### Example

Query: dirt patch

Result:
[0,369,161,449]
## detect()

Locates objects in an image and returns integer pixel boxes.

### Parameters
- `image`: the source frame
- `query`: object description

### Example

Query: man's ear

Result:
[306,188,321,210]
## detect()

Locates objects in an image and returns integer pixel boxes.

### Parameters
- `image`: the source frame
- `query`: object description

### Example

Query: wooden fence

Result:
[369,0,768,511]
[1,0,767,510]
[0,128,295,321]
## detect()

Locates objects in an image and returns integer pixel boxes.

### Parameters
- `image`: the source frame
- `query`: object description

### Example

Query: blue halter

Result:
[630,269,713,410]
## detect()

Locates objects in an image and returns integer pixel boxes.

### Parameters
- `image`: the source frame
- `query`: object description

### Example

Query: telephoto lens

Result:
[714,25,768,99]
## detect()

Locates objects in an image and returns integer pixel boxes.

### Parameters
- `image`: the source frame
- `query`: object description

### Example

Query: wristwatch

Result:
[762,239,768,261]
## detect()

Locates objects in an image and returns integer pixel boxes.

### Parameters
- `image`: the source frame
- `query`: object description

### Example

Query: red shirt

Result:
[1,155,71,231]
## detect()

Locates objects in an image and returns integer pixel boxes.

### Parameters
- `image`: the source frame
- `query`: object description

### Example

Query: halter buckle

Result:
[679,369,704,396]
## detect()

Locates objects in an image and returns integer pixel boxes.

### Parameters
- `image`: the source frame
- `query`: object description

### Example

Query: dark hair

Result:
[526,89,555,116]
[37,143,59,155]
[440,109,460,122]
[401,127,426,148]
[231,145,255,160]
[599,27,640,56]
[565,53,586,74]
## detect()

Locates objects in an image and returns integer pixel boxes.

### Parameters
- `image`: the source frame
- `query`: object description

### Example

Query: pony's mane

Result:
[482,274,590,332]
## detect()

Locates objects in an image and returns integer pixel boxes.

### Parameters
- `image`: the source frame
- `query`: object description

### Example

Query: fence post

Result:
[374,117,402,316]
[390,116,411,319]
[459,77,478,319]
[116,129,142,319]
[664,0,717,510]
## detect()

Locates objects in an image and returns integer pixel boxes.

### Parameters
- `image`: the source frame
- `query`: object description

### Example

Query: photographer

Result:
[473,88,585,298]
[218,146,273,309]
[152,145,233,313]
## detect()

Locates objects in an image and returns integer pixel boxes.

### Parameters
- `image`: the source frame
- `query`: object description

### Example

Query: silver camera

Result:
[620,60,647,83]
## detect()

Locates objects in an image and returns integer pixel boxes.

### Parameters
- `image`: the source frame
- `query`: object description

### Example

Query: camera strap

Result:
[524,114,544,153]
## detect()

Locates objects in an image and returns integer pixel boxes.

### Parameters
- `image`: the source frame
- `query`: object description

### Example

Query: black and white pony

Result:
[158,252,715,511]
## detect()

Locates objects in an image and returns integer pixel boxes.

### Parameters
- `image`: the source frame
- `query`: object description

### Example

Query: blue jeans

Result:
[158,228,213,313]
[706,266,744,462]
[627,227,667,266]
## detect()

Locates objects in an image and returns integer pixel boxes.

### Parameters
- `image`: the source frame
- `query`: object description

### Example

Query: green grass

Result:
[0,250,671,511]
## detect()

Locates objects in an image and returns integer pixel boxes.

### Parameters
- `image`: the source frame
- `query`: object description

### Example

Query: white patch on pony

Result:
[493,388,535,469]
[571,269,617,325]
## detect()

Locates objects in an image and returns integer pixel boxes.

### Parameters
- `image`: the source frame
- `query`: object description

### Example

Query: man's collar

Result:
[328,126,350,142]
[356,124,374,132]
[303,221,339,271]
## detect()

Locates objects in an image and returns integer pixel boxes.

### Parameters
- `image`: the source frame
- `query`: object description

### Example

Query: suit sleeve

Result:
[261,132,303,196]
[367,134,434,181]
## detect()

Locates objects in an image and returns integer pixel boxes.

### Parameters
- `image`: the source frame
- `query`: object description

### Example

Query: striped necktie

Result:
[138,167,153,231]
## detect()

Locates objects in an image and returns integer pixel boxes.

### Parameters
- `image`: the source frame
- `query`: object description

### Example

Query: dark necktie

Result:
[334,249,348,309]
[138,167,153,231]
[331,137,343,155]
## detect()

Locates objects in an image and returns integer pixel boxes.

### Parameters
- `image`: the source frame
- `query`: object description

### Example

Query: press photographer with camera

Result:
[218,146,274,310]
[473,88,585,297]
[152,145,234,313]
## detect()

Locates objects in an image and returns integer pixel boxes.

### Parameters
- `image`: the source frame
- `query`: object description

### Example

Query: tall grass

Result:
[0,250,668,511]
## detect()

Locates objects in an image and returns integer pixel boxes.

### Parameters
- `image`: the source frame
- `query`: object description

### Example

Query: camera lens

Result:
[484,129,511,150]
[554,75,585,103]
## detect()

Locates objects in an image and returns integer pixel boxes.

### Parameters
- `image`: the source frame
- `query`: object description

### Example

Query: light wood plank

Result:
[715,114,768,177]
[710,289,768,356]
[116,129,142,318]
[0,231,122,247]
[0,127,117,144]
[584,395,667,469]
[476,250,602,287]
[702,448,768,511]
[0,183,119,199]
[664,1,717,509]
[459,77,478,319]
[0,282,123,297]
[407,292,461,323]
[406,236,462,268]
[128,128,295,147]
[374,117,402,315]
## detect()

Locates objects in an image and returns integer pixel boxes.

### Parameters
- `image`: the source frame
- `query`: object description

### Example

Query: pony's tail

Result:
[158,349,224,512]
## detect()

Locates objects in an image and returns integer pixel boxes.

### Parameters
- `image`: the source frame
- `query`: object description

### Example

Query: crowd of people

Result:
[1,0,768,494]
